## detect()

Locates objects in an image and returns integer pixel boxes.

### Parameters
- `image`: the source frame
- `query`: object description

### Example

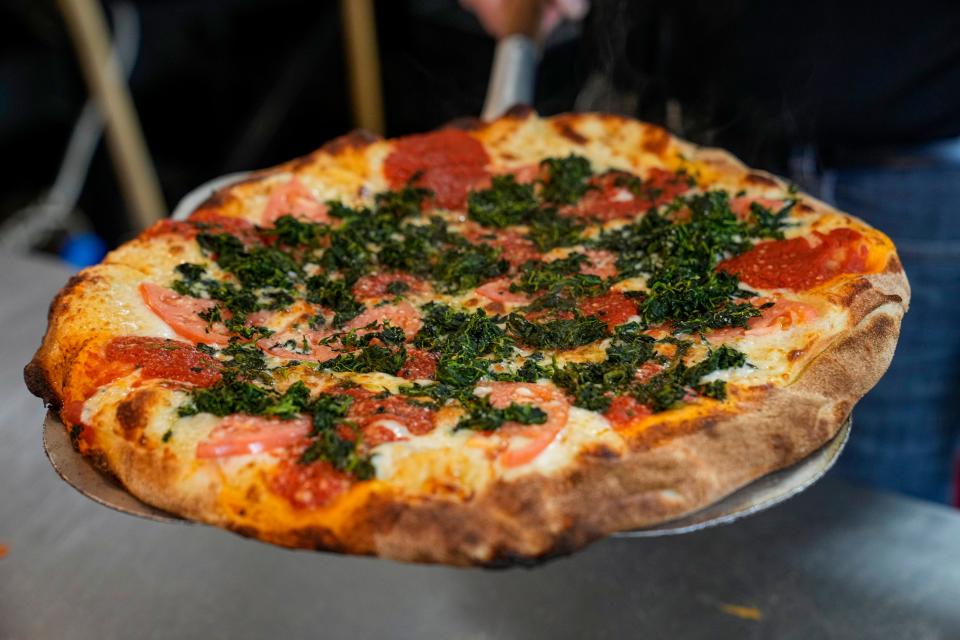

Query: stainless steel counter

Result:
[1,252,958,640]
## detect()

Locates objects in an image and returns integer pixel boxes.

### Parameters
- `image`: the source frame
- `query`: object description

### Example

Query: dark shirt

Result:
[595,1,960,169]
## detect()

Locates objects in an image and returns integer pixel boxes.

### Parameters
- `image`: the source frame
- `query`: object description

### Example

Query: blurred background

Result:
[0,0,589,261]
[2,0,958,506]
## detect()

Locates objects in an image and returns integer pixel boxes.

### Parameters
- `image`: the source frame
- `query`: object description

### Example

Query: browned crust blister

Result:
[24,111,909,566]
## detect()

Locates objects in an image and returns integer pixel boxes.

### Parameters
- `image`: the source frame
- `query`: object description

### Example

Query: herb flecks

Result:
[454,395,547,432]
[468,175,538,228]
[506,313,608,350]
[539,154,595,205]
[599,190,793,334]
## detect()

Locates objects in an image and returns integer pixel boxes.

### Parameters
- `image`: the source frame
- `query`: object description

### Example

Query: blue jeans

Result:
[814,162,960,504]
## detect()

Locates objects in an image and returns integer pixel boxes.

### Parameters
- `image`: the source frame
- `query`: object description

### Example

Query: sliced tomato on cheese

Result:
[139,282,231,345]
[475,277,531,311]
[579,249,618,279]
[344,387,436,440]
[484,382,570,467]
[258,302,422,360]
[744,298,819,336]
[709,297,820,339]
[352,273,428,300]
[343,301,423,339]
[143,212,256,242]
[572,168,691,221]
[262,178,330,226]
[460,223,541,268]
[196,414,311,459]
[257,330,338,362]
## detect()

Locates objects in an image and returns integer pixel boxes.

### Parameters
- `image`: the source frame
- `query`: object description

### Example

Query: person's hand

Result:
[460,0,589,40]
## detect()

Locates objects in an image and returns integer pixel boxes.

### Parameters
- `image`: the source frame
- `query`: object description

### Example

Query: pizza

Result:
[25,110,908,566]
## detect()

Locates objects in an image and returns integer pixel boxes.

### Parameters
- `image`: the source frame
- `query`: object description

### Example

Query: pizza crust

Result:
[25,110,909,566]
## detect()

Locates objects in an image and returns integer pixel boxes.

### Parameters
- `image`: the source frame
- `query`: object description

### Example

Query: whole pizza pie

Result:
[25,110,908,565]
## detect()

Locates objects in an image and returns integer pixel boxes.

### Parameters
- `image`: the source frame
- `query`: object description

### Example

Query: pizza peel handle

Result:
[481,34,538,121]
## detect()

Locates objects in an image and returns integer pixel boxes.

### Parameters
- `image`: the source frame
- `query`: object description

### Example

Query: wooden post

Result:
[340,0,385,134]
[59,0,166,229]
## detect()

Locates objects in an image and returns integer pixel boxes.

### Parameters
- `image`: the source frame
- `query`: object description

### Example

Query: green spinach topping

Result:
[467,175,538,228]
[549,322,747,413]
[454,395,547,432]
[506,313,609,350]
[180,379,373,478]
[413,304,513,388]
[168,154,801,479]
[538,154,595,205]
[599,191,791,334]
[305,275,364,327]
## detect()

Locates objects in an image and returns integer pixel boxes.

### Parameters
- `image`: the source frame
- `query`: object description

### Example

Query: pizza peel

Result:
[42,2,854,538]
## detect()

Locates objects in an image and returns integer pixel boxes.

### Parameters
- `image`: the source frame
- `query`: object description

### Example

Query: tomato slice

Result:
[459,223,542,268]
[352,273,427,300]
[343,387,436,437]
[484,382,570,467]
[196,414,311,458]
[572,168,691,221]
[579,249,618,279]
[344,301,423,339]
[475,277,531,310]
[257,330,338,362]
[262,178,330,226]
[745,298,819,335]
[139,282,231,345]
[709,297,820,339]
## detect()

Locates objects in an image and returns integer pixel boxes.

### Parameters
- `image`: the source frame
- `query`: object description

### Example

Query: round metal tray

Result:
[43,411,851,535]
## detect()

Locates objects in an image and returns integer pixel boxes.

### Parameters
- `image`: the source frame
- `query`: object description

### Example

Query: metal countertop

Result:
[1,251,958,640]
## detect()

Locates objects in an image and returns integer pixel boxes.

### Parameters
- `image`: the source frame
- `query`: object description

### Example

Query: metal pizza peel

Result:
[42,2,853,536]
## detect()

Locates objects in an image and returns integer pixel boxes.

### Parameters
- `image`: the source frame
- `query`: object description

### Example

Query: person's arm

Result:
[459,0,588,40]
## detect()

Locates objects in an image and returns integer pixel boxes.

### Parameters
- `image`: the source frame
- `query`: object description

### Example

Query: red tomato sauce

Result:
[352,273,427,300]
[342,387,436,439]
[580,291,638,329]
[464,226,542,268]
[573,168,691,221]
[718,228,869,291]
[383,129,490,210]
[270,459,353,510]
[105,336,222,386]
[397,348,438,381]
[604,395,652,429]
